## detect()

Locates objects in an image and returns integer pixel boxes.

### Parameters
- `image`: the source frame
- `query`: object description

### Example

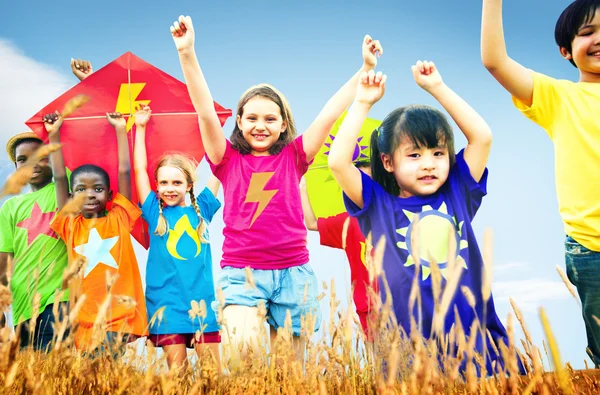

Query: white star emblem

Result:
[74,228,120,278]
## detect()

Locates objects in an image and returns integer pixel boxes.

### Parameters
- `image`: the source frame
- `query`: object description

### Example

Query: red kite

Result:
[25,52,232,248]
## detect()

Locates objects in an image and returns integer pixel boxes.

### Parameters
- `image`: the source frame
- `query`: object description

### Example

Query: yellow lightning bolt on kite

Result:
[244,172,279,228]
[115,83,151,131]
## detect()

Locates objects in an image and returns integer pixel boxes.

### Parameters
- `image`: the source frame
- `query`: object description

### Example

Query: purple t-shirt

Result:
[208,136,310,269]
[344,149,510,371]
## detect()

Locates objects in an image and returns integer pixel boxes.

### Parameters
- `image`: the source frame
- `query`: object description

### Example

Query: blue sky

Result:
[0,0,586,367]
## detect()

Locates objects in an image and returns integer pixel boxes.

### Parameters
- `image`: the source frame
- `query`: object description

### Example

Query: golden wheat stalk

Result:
[539,307,572,395]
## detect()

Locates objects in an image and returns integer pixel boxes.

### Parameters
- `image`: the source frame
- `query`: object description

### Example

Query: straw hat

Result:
[5,131,42,162]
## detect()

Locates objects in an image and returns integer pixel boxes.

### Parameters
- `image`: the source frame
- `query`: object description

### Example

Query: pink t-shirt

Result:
[208,136,310,269]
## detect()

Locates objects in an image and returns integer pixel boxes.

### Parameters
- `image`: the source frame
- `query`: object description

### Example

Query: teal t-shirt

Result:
[0,182,69,324]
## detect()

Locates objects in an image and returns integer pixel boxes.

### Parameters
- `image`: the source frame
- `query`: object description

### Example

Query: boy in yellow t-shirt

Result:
[481,0,600,366]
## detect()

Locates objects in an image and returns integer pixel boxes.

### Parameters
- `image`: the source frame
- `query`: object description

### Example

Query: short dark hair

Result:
[555,0,600,67]
[9,137,43,162]
[70,164,110,191]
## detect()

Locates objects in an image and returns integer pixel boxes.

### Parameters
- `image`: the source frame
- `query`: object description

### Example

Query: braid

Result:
[189,186,208,244]
[154,194,169,236]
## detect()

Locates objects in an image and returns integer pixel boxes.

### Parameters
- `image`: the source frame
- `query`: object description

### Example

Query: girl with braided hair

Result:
[133,105,222,371]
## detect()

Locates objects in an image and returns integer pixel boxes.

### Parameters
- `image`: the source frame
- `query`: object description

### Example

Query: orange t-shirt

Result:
[51,193,148,348]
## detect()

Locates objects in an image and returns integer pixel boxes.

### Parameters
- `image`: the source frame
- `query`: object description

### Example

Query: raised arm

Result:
[413,61,491,182]
[133,106,152,205]
[302,35,383,162]
[206,174,221,197]
[299,176,318,231]
[329,71,386,209]
[106,112,132,200]
[481,0,533,105]
[172,15,227,165]
[44,112,69,210]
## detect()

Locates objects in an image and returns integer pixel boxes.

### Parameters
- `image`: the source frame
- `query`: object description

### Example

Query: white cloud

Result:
[0,38,72,154]
[493,278,573,312]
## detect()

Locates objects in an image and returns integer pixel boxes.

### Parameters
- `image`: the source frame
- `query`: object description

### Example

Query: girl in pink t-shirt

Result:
[171,14,382,363]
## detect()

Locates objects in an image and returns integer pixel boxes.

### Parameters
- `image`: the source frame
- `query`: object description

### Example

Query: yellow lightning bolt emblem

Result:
[244,172,279,228]
[115,83,151,131]
[166,216,201,260]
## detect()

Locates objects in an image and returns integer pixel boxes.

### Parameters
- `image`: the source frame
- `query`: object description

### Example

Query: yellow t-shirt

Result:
[513,72,600,251]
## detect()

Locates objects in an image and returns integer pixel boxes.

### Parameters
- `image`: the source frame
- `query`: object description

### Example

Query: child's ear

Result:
[236,114,243,130]
[281,120,287,134]
[381,153,394,173]
[108,190,114,201]
[559,46,573,60]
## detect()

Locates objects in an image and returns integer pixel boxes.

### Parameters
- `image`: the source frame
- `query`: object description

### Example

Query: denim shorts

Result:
[213,264,322,336]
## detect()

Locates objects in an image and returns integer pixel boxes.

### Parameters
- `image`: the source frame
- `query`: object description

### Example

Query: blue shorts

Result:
[214,264,322,336]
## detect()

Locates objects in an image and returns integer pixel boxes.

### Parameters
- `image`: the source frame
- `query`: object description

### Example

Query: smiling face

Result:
[72,172,112,218]
[382,137,450,198]
[236,96,287,156]
[14,140,53,190]
[156,165,191,207]
[562,8,600,80]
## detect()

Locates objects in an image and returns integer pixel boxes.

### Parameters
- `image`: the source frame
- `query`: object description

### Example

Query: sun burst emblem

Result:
[323,135,369,163]
[395,202,469,280]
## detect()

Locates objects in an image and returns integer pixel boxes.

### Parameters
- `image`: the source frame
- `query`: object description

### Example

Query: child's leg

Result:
[221,305,266,361]
[268,263,322,362]
[162,344,188,370]
[565,236,600,367]
[193,340,221,373]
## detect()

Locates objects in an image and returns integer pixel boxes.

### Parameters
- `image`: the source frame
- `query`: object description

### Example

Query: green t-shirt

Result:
[0,182,69,324]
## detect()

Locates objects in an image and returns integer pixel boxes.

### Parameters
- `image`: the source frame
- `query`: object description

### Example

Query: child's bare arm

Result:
[44,112,70,210]
[107,112,131,200]
[206,174,221,197]
[172,16,227,165]
[133,106,152,205]
[70,58,93,82]
[303,35,382,162]
[414,61,491,182]
[0,252,11,287]
[481,0,533,105]
[299,177,318,231]
[329,71,387,209]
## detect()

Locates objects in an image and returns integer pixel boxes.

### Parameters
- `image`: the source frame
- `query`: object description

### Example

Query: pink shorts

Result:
[148,332,221,348]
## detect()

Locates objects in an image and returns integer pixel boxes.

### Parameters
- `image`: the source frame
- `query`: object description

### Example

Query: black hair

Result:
[70,164,111,191]
[355,160,371,169]
[12,137,42,161]
[555,0,600,67]
[370,105,456,196]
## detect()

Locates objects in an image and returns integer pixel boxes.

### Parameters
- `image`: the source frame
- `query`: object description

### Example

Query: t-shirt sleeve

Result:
[317,214,349,250]
[343,170,377,219]
[512,72,561,139]
[205,139,235,181]
[0,200,14,253]
[292,135,312,176]
[449,149,488,218]
[108,193,142,232]
[141,191,160,231]
[196,187,222,223]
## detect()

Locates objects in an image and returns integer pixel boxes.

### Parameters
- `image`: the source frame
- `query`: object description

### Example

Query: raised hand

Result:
[71,58,93,81]
[355,70,387,106]
[43,111,63,135]
[171,15,195,53]
[106,112,126,129]
[411,60,444,92]
[134,105,152,127]
[362,35,383,70]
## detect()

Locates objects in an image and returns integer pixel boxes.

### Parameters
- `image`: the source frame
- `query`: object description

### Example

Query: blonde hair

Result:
[153,153,208,245]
